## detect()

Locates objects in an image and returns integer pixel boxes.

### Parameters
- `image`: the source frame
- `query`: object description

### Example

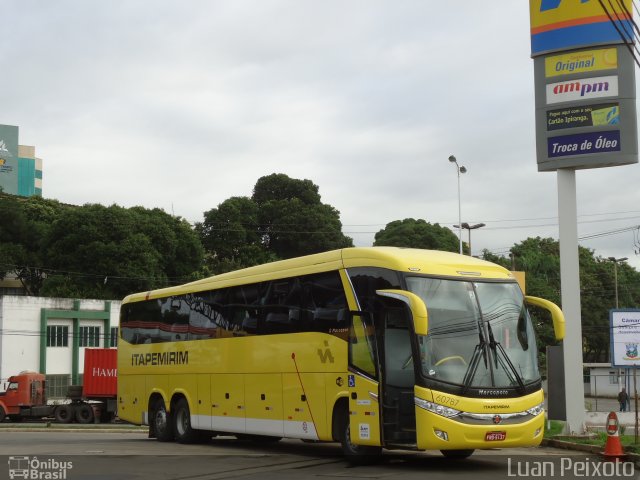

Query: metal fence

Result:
[584,373,639,412]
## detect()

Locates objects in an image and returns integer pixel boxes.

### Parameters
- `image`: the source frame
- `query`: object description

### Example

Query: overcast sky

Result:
[4,1,640,270]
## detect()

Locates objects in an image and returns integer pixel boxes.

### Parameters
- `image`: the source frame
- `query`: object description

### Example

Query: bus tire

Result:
[54,405,74,424]
[174,398,203,444]
[76,404,94,424]
[441,449,474,459]
[152,399,174,442]
[337,407,381,463]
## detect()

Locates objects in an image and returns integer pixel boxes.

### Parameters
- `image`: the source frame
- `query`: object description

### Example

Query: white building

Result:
[0,296,120,398]
[584,362,633,398]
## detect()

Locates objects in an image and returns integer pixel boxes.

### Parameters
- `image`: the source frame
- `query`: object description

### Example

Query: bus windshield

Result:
[405,277,539,389]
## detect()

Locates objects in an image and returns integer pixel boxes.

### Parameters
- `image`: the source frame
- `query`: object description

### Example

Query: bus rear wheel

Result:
[152,400,174,442]
[441,449,474,459]
[174,398,203,444]
[338,408,381,464]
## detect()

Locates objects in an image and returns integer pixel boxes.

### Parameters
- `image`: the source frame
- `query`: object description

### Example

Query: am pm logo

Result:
[546,75,618,104]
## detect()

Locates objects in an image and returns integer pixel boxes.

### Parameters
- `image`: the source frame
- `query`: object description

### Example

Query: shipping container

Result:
[83,348,117,398]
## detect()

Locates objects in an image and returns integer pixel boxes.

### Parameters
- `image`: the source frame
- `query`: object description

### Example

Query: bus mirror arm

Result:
[524,296,565,341]
[375,289,428,336]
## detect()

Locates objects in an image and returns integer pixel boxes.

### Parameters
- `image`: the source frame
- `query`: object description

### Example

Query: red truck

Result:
[0,348,117,424]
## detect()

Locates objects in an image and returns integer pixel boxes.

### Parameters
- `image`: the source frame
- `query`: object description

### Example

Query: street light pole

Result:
[448,155,466,254]
[608,256,628,308]
[453,222,486,256]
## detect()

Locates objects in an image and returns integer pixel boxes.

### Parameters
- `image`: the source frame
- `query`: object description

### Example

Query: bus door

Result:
[347,312,383,447]
[379,298,417,445]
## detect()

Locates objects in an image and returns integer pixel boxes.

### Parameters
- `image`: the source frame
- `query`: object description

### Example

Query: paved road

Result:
[0,431,636,480]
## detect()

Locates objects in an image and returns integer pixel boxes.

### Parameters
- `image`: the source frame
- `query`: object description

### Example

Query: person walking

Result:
[618,387,630,412]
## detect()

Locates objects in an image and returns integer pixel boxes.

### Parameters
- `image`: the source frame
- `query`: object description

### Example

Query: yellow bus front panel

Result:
[414,387,545,451]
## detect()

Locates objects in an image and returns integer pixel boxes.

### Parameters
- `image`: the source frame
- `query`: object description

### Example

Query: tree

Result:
[128,207,203,282]
[0,195,68,295]
[253,174,352,259]
[197,196,276,273]
[199,174,353,272]
[42,204,203,299]
[252,173,321,206]
[258,197,352,259]
[373,218,461,252]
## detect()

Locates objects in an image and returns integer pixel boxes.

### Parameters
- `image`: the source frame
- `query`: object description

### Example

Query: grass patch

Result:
[544,420,564,437]
[550,428,640,453]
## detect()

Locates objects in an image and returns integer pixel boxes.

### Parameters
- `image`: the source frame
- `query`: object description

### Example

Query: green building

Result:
[0,124,43,197]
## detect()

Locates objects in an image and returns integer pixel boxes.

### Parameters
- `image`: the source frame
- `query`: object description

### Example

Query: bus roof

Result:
[122,247,514,303]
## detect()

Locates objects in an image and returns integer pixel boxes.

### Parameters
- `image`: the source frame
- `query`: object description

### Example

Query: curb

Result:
[0,423,148,433]
[542,438,640,463]
[542,438,602,454]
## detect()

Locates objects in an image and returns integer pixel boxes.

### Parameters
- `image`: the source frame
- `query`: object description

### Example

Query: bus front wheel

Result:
[441,449,474,459]
[152,400,174,442]
[338,408,381,463]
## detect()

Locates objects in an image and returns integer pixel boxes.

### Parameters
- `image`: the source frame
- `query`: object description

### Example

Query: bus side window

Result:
[263,279,299,334]
[306,272,348,334]
[349,315,378,379]
[227,284,261,335]
[122,299,164,344]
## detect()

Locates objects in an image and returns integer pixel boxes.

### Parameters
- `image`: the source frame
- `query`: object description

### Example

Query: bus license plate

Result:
[485,431,507,441]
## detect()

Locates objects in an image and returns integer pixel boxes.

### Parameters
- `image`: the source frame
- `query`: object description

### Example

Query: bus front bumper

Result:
[415,407,545,451]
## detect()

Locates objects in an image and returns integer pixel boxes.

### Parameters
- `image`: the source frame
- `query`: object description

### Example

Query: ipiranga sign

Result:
[530,1,638,171]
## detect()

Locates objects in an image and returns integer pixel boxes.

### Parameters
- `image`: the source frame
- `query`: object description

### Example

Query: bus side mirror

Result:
[375,289,428,336]
[525,295,565,341]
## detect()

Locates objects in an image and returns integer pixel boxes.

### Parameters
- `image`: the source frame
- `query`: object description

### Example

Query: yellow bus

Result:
[117,247,564,460]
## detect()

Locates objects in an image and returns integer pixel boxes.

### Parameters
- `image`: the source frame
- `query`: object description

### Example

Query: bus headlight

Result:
[415,397,461,418]
[526,403,544,417]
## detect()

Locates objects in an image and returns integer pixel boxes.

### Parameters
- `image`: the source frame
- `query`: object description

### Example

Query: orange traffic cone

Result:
[602,411,626,460]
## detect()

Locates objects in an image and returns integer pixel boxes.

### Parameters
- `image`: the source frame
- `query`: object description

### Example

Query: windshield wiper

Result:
[460,328,489,394]
[486,320,499,368]
[486,321,526,392]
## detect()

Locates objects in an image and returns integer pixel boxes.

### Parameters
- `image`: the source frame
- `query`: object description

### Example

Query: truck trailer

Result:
[0,348,117,423]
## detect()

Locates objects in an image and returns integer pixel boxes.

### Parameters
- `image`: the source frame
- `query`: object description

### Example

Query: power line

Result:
[598,0,640,67]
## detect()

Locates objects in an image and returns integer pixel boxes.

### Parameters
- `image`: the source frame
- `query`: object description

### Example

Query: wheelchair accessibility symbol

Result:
[348,375,355,387]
